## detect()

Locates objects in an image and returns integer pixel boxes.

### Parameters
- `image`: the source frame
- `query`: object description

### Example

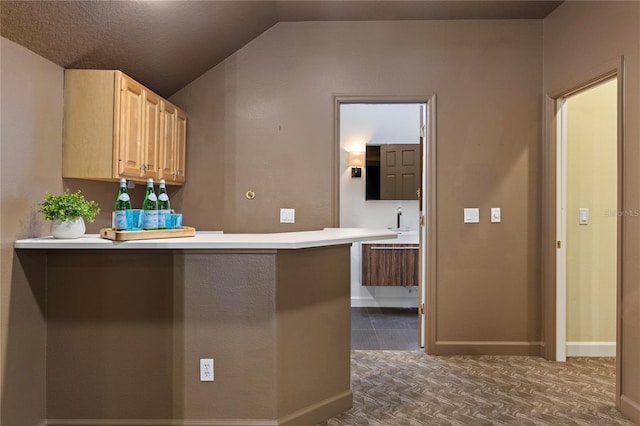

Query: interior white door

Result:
[556,77,618,361]
[556,98,568,362]
[419,103,428,348]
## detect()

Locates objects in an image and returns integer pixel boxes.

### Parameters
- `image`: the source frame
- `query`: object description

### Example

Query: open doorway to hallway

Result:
[556,77,618,361]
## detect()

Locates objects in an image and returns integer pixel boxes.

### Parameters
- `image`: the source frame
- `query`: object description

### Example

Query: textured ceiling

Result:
[1,1,562,98]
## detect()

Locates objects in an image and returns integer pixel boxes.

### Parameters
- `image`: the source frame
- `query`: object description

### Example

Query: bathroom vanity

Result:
[14,228,395,426]
[361,230,419,286]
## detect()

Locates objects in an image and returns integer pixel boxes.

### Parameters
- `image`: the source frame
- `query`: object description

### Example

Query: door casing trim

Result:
[333,93,437,354]
[542,57,624,407]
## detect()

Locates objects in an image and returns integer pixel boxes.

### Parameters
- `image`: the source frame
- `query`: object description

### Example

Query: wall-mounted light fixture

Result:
[348,151,364,178]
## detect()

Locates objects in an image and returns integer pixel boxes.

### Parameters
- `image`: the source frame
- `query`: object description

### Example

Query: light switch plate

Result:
[280,208,295,224]
[491,207,501,223]
[463,208,480,223]
[579,208,589,225]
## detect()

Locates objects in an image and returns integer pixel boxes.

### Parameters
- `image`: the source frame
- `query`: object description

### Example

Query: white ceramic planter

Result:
[51,218,86,239]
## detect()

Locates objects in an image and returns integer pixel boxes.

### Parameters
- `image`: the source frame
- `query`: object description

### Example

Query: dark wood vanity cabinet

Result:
[361,243,419,286]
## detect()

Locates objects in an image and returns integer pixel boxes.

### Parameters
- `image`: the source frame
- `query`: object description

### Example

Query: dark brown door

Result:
[380,144,420,200]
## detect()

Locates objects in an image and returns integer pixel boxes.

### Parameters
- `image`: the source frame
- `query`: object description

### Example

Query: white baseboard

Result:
[351,297,418,308]
[566,341,616,357]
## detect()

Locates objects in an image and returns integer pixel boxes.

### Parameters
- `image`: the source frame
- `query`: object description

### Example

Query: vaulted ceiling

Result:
[1,1,562,98]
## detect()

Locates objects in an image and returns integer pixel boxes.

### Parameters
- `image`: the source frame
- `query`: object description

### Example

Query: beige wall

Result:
[566,79,617,344]
[543,1,640,421]
[0,37,63,426]
[171,20,544,354]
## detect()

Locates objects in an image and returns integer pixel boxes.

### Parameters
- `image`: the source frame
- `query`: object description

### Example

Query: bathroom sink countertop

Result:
[362,230,419,244]
[15,228,398,250]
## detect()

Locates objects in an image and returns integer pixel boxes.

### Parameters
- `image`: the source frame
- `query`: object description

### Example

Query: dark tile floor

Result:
[351,307,421,351]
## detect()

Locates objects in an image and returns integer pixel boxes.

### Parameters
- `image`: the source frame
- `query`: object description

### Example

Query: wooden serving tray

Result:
[100,226,196,241]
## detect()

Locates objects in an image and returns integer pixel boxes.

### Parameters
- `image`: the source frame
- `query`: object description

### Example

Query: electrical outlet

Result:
[200,358,214,382]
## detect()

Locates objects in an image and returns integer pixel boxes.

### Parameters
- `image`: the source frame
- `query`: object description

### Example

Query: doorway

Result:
[335,95,436,351]
[555,77,619,361]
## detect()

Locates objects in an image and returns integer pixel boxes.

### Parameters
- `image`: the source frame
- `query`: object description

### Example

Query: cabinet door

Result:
[362,244,419,286]
[174,109,187,184]
[142,90,161,180]
[117,74,144,178]
[159,102,186,184]
[159,101,176,180]
[380,144,420,200]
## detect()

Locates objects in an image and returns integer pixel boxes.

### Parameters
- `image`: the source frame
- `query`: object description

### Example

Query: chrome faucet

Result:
[396,207,402,229]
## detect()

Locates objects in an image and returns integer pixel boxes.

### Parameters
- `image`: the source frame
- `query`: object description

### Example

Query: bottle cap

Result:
[160,179,165,184]
[147,178,153,183]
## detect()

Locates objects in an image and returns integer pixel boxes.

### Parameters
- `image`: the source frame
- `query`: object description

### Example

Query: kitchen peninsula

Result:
[15,228,396,426]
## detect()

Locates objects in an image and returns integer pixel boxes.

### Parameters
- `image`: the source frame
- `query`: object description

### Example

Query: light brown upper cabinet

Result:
[174,110,187,184]
[159,101,187,183]
[117,74,144,178]
[63,70,187,185]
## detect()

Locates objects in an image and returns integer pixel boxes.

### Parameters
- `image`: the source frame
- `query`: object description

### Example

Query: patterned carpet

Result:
[319,351,635,426]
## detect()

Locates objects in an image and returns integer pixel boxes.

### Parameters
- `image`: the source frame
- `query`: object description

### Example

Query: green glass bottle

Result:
[157,179,171,229]
[114,178,131,230]
[142,178,158,230]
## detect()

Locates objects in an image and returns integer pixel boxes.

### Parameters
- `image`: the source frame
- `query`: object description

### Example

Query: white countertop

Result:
[14,228,398,250]
[362,230,419,244]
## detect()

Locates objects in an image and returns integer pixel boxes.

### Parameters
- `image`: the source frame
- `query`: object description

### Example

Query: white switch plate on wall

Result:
[463,208,480,223]
[579,208,589,225]
[280,208,295,224]
[491,207,501,223]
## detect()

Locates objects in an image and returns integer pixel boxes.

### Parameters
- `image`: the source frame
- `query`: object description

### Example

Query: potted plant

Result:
[39,189,100,238]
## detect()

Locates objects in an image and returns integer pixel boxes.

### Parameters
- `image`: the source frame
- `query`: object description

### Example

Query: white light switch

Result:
[463,208,480,224]
[491,207,501,223]
[579,208,589,225]
[280,208,295,224]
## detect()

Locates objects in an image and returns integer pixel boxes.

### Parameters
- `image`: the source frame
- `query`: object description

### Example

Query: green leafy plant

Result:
[39,189,100,223]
